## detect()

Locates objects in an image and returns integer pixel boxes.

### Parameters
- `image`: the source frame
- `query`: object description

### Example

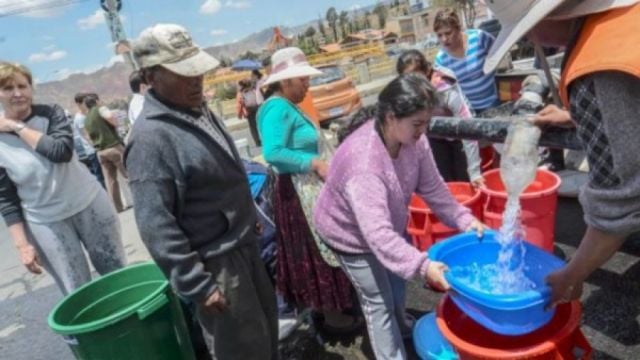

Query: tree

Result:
[458,0,478,26]
[373,3,388,29]
[305,26,316,38]
[394,0,400,7]
[364,11,372,29]
[238,50,260,61]
[106,98,129,111]
[218,55,232,67]
[317,16,327,39]
[339,11,350,40]
[326,7,339,42]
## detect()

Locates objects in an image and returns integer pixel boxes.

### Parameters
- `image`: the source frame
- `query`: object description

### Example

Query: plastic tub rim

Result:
[48,261,169,336]
[436,295,582,357]
[480,169,562,200]
[429,231,565,309]
[409,182,482,213]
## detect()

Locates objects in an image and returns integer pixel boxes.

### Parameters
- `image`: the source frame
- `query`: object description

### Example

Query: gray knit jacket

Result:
[125,91,258,303]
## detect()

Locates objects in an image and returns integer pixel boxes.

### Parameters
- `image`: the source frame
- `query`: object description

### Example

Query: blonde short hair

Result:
[433,8,462,32]
[0,62,33,88]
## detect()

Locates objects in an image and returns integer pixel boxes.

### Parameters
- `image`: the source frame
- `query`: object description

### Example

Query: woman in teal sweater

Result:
[258,47,360,333]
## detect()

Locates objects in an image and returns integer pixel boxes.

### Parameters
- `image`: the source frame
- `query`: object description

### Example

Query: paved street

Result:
[2,90,640,359]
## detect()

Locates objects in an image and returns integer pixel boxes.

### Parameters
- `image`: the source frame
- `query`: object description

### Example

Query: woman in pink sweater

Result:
[314,73,484,359]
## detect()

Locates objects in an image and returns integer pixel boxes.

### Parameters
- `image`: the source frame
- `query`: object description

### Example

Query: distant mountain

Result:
[35,62,132,112]
[203,25,306,60]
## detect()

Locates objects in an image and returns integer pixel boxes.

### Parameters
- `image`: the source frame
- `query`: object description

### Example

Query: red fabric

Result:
[236,91,247,119]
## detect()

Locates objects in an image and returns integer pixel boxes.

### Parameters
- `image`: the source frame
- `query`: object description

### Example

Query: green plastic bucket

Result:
[48,262,196,360]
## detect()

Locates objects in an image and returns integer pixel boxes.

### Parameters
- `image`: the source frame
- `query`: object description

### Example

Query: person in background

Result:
[127,23,277,360]
[237,78,261,147]
[258,57,273,101]
[314,74,485,359]
[127,70,148,127]
[0,62,125,295]
[434,8,500,115]
[481,0,640,307]
[251,68,263,102]
[73,93,105,188]
[258,47,362,333]
[397,49,484,187]
[79,93,129,213]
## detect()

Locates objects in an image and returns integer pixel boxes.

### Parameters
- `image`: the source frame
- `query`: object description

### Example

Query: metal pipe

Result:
[427,116,583,150]
[533,42,562,107]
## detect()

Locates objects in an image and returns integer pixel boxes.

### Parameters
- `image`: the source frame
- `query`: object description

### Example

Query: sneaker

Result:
[320,315,365,335]
[278,316,299,341]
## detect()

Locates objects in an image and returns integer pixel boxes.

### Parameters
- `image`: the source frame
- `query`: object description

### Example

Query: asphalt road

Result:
[1,99,639,359]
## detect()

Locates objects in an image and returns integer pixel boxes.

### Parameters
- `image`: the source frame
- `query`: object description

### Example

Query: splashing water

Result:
[450,120,540,295]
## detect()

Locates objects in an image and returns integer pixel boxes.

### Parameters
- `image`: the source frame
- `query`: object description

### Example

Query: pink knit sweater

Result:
[313,121,475,280]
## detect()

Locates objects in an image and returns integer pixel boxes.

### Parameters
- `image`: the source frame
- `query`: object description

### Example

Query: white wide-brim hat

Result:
[484,0,639,74]
[263,47,322,85]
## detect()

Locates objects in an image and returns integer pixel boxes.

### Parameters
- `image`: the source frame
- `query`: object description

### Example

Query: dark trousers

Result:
[428,137,469,182]
[246,106,261,147]
[80,152,106,189]
[197,244,278,360]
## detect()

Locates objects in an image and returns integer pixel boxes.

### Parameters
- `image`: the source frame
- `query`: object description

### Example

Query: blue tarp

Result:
[231,59,262,71]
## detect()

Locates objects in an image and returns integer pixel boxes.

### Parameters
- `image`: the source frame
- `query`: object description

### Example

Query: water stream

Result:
[450,119,540,295]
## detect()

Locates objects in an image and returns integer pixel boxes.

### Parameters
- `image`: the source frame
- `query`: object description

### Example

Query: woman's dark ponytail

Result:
[337,105,375,144]
[337,73,438,144]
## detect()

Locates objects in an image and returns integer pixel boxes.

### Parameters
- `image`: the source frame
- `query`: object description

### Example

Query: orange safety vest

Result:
[559,3,640,107]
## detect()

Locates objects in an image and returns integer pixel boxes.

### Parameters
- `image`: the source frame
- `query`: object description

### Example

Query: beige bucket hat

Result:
[132,23,220,77]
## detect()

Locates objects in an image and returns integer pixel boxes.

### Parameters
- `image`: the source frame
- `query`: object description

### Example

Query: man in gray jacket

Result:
[126,23,277,360]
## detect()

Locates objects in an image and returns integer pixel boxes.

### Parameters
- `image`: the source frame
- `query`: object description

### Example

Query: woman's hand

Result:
[532,104,574,128]
[311,159,329,181]
[466,218,485,239]
[471,176,485,189]
[424,260,450,291]
[17,244,43,274]
[0,116,19,133]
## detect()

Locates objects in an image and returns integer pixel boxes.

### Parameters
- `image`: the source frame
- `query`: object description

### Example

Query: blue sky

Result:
[0,0,380,83]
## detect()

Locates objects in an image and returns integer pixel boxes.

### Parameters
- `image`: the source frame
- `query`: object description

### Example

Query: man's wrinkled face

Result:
[148,66,204,109]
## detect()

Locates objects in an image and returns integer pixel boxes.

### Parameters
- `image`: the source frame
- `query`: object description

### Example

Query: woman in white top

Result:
[0,62,125,295]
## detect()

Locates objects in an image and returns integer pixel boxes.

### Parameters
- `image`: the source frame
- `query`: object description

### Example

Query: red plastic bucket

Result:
[436,295,592,359]
[407,182,483,252]
[481,169,561,252]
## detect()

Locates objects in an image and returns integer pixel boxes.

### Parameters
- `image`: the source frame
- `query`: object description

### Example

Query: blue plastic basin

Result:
[428,230,566,336]
[413,312,458,360]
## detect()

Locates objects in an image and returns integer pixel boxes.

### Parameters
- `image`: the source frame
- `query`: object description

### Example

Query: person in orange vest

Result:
[484,0,640,307]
